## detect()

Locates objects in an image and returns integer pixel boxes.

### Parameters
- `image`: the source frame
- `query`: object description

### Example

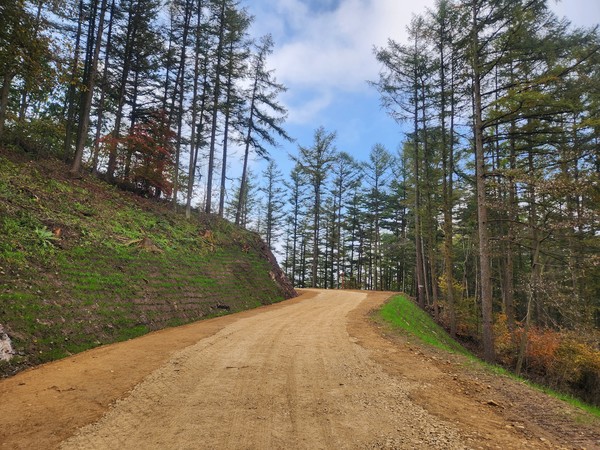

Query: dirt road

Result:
[2,290,599,449]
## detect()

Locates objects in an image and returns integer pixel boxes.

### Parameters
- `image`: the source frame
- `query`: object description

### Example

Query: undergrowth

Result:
[0,151,291,376]
[379,294,600,418]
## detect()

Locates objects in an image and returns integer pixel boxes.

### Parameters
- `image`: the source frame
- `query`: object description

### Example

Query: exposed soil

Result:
[1,290,598,449]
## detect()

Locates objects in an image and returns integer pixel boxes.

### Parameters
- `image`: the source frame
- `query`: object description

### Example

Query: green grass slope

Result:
[379,294,470,356]
[0,150,295,376]
[379,294,600,417]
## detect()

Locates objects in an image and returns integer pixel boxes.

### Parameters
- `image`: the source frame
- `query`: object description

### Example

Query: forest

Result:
[0,0,599,404]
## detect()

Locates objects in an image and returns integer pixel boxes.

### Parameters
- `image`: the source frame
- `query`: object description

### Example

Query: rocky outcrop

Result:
[0,325,14,362]
[257,237,297,300]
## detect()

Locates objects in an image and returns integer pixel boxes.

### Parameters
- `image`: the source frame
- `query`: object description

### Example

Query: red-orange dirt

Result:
[1,290,598,449]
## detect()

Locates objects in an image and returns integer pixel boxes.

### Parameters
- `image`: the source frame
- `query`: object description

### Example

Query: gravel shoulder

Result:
[1,290,598,449]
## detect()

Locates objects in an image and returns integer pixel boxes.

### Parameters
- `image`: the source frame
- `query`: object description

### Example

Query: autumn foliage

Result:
[100,110,175,198]
[494,315,600,406]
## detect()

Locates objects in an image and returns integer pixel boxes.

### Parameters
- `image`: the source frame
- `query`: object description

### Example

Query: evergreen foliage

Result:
[1,0,598,406]
[0,0,288,219]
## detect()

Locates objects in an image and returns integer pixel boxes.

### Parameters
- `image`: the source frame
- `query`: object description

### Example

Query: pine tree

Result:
[70,0,109,177]
[283,164,308,286]
[105,0,162,182]
[218,5,251,217]
[291,127,337,288]
[329,152,361,288]
[259,160,285,250]
[235,34,291,225]
[204,0,229,213]
[373,16,433,306]
[363,144,393,291]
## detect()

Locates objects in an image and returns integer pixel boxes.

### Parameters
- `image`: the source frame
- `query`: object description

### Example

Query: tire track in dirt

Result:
[58,290,469,449]
[4,289,597,449]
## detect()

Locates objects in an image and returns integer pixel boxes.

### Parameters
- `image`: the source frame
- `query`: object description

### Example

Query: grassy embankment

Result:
[0,152,291,376]
[379,294,600,418]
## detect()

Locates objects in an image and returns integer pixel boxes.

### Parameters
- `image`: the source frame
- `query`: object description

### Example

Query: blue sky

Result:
[237,0,600,177]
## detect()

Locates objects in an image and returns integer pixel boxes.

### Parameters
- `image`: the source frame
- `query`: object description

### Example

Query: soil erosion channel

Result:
[2,290,598,449]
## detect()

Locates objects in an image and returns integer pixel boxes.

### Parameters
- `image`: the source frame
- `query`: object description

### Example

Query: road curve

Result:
[59,290,466,449]
[4,290,595,449]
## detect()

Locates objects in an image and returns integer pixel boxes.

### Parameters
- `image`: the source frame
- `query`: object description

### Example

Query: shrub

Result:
[493,315,600,406]
[550,335,600,406]
[3,118,65,157]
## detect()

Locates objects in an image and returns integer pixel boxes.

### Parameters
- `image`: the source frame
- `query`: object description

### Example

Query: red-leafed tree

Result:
[101,110,175,198]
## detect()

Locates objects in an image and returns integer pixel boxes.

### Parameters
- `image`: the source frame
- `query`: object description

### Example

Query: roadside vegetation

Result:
[379,294,600,416]
[0,150,293,376]
[379,294,469,356]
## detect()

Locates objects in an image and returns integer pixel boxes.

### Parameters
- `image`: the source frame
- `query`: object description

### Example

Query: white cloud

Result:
[247,0,598,128]
[284,89,334,125]
[262,1,436,89]
[248,0,436,122]
[257,0,599,93]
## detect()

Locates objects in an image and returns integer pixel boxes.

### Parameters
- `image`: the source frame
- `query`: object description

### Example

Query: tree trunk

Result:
[0,72,13,138]
[63,0,85,162]
[504,119,517,332]
[516,236,543,376]
[312,185,321,288]
[236,74,258,225]
[420,80,436,310]
[291,201,299,286]
[219,41,236,217]
[70,0,108,177]
[440,17,456,335]
[472,2,495,363]
[205,0,227,214]
[413,91,426,307]
[171,0,193,209]
[123,70,140,181]
[91,0,116,174]
[186,40,209,219]
[106,4,136,181]
[237,122,253,226]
